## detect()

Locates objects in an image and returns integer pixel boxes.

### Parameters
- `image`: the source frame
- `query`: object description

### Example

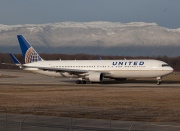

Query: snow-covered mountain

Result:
[0,22,180,56]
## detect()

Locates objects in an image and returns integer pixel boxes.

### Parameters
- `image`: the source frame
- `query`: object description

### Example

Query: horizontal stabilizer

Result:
[10,54,21,65]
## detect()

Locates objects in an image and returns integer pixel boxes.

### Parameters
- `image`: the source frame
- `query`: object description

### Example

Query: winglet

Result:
[17,35,43,63]
[98,56,102,60]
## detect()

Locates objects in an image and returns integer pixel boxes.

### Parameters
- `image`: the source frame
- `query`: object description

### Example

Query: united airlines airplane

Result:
[9,35,173,85]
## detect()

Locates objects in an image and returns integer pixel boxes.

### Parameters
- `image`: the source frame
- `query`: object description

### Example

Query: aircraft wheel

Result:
[76,80,81,84]
[76,80,86,84]
[157,80,161,85]
[82,81,86,84]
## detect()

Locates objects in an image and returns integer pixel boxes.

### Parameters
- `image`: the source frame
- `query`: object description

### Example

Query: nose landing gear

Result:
[157,77,162,85]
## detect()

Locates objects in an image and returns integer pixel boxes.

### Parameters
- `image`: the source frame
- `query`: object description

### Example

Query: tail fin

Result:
[17,35,43,64]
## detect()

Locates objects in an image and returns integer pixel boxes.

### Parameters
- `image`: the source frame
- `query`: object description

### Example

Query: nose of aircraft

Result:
[169,66,174,73]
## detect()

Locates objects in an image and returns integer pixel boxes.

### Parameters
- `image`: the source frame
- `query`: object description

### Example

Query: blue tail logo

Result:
[17,35,43,64]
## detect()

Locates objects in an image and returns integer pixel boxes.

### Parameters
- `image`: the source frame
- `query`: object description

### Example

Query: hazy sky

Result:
[0,0,180,28]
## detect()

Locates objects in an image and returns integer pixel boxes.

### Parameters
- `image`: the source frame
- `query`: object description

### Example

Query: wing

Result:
[39,67,88,75]
[23,65,88,75]
[23,65,110,75]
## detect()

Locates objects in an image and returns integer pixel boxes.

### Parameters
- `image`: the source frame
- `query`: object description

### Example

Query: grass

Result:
[0,82,180,122]
[0,72,180,122]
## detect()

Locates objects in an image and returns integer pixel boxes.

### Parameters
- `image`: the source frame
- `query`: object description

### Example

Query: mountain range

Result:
[0,22,180,56]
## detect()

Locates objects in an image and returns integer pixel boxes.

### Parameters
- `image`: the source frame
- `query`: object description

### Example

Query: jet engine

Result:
[86,72,104,82]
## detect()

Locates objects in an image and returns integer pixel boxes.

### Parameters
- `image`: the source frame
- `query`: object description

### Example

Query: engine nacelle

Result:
[86,72,104,82]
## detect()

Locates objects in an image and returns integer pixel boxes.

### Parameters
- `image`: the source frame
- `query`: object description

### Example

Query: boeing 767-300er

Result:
[8,35,173,85]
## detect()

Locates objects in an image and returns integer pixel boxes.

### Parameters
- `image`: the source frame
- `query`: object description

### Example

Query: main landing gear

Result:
[76,80,86,84]
[157,77,162,85]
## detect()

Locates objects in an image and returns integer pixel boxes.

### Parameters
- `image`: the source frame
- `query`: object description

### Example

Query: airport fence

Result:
[0,107,180,131]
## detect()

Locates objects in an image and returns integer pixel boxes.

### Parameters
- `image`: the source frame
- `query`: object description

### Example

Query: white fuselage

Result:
[23,59,173,79]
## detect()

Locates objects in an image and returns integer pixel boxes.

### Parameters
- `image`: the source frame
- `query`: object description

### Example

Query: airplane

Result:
[9,35,173,85]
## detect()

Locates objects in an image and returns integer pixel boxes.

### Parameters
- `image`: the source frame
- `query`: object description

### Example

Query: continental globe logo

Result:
[25,47,42,63]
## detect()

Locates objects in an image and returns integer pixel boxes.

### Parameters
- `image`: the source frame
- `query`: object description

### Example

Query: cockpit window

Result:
[162,64,169,67]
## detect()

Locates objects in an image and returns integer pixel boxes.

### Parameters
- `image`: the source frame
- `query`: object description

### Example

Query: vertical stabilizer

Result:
[17,35,43,64]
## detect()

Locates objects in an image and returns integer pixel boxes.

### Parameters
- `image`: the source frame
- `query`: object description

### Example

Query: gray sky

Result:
[0,0,180,28]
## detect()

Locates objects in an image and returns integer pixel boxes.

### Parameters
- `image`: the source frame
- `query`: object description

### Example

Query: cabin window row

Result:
[50,66,145,68]
[51,66,109,68]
